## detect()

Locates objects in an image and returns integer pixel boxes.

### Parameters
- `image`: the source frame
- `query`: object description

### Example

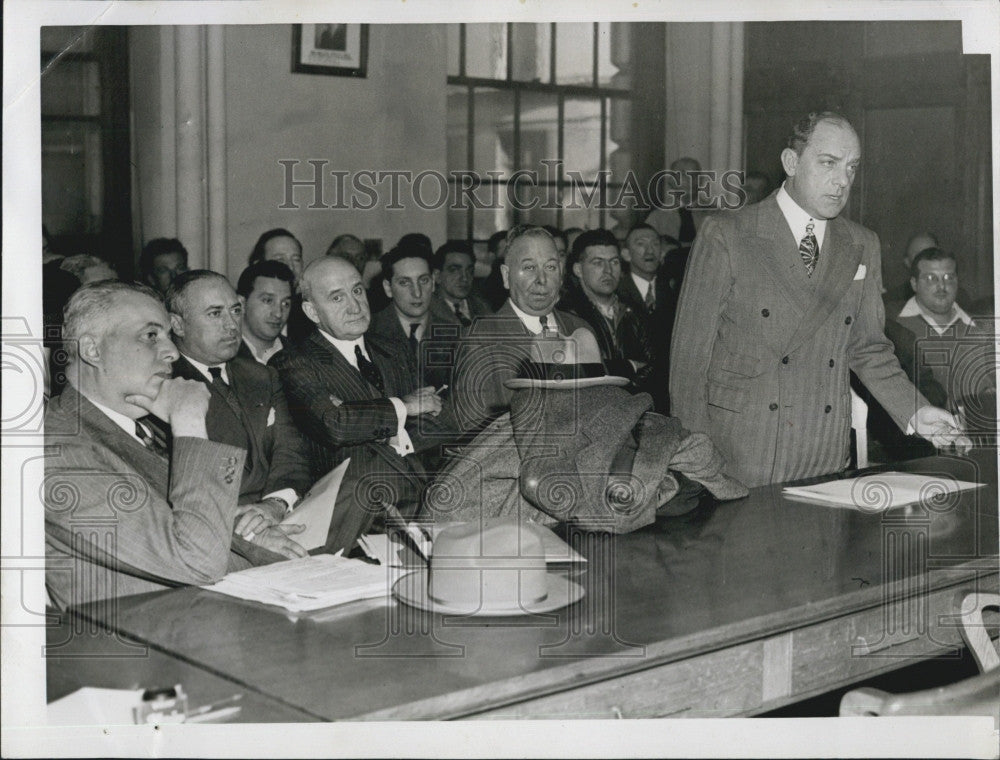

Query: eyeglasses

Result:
[916,273,958,285]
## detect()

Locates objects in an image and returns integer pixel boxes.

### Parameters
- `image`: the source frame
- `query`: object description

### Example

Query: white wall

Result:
[131,24,449,283]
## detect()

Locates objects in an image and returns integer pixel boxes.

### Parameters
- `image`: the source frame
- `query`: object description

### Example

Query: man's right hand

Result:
[249,524,308,559]
[401,386,443,418]
[126,378,210,438]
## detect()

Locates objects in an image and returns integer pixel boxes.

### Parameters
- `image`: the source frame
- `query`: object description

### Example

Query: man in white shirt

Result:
[429,241,493,330]
[670,111,968,487]
[235,259,294,365]
[894,247,995,413]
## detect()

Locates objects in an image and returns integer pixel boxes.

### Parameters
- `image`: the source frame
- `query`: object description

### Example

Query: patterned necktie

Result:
[643,284,656,312]
[799,221,819,276]
[355,345,385,395]
[135,418,167,456]
[453,301,471,327]
[678,207,696,244]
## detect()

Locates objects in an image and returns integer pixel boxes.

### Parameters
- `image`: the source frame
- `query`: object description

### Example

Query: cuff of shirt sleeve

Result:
[388,397,414,457]
[263,488,299,514]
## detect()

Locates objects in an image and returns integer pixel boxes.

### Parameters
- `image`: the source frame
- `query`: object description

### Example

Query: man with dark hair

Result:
[561,229,659,406]
[44,281,251,608]
[670,111,968,487]
[271,257,443,551]
[166,270,312,557]
[368,243,447,390]
[542,225,568,266]
[894,248,995,414]
[448,225,594,433]
[477,230,510,309]
[139,238,189,295]
[430,241,493,329]
[59,254,117,285]
[235,259,295,364]
[248,228,311,343]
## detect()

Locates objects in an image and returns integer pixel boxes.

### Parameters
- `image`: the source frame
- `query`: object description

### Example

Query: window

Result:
[41,26,132,271]
[446,23,631,242]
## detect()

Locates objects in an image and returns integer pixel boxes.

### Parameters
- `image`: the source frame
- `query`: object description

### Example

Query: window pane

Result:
[465,23,507,80]
[511,23,550,83]
[555,22,593,85]
[596,22,626,87]
[41,26,94,55]
[446,24,461,77]
[42,121,103,234]
[562,97,602,181]
[447,182,469,240]
[473,203,512,242]
[518,92,559,182]
[41,60,101,117]
[517,191,558,229]
[447,85,469,172]
[471,88,514,178]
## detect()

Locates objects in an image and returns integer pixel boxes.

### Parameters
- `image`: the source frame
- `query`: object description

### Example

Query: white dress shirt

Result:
[898,296,975,336]
[508,299,556,335]
[180,353,230,385]
[630,272,656,303]
[317,329,413,457]
[776,184,828,251]
[396,312,428,343]
[242,337,283,365]
[89,397,147,446]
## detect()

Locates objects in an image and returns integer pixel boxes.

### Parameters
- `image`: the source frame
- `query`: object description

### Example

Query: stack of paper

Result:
[204,554,391,612]
[278,458,350,550]
[782,471,983,511]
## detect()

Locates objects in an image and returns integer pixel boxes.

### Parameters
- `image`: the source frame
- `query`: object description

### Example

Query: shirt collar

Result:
[318,328,367,368]
[630,272,654,299]
[395,310,428,341]
[242,337,282,365]
[508,299,552,335]
[88,396,145,443]
[776,183,828,250]
[181,353,229,384]
[897,296,973,335]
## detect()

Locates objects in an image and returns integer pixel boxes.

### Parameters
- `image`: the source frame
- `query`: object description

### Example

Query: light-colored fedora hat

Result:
[392,519,584,616]
[503,327,629,391]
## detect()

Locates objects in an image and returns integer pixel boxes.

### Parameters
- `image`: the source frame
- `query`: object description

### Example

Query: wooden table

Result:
[56,451,998,721]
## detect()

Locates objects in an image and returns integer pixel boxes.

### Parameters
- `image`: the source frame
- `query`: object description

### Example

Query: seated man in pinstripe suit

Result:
[271,257,444,551]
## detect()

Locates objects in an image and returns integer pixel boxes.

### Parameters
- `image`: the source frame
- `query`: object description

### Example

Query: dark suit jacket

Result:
[285,295,315,345]
[670,193,924,487]
[43,385,251,609]
[173,355,312,505]
[447,300,595,434]
[270,331,431,551]
[616,273,675,413]
[429,290,493,328]
[367,305,454,392]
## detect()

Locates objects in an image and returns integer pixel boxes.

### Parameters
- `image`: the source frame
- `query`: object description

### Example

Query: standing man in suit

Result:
[670,111,968,487]
[449,225,594,434]
[271,257,443,550]
[235,259,294,365]
[248,228,312,343]
[430,241,493,329]
[166,270,311,554]
[44,281,251,608]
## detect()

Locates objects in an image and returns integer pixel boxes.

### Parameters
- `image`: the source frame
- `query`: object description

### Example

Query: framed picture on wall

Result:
[292,24,368,77]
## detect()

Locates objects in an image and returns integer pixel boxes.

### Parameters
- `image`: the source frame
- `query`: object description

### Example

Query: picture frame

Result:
[291,24,368,78]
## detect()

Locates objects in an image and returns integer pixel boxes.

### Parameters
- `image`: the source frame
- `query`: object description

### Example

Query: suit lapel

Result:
[751,197,812,319]
[173,355,251,456]
[226,359,267,466]
[783,217,863,353]
[306,331,378,400]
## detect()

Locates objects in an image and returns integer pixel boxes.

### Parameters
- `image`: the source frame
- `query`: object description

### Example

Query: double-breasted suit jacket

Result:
[669,194,924,487]
[172,355,312,504]
[43,385,251,609]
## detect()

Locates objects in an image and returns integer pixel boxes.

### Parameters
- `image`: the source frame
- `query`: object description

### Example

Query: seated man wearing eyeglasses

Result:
[893,247,996,421]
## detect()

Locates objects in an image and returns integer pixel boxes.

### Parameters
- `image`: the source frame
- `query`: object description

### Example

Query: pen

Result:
[187,693,242,718]
[434,384,448,395]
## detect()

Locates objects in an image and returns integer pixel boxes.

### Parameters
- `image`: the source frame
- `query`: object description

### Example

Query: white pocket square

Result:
[853,264,866,280]
[266,407,276,426]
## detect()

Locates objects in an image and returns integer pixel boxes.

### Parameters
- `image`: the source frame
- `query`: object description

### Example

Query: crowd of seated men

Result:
[41,175,994,607]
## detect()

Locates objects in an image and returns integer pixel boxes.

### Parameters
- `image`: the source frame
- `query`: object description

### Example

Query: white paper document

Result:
[203,553,390,612]
[47,688,144,726]
[782,471,983,511]
[279,458,350,550]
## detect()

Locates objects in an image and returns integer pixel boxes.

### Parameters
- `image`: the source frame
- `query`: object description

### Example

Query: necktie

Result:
[208,365,227,387]
[453,301,471,328]
[355,345,385,395]
[135,418,167,456]
[408,322,420,355]
[799,221,819,276]
[678,207,696,244]
[539,314,557,337]
[643,284,656,312]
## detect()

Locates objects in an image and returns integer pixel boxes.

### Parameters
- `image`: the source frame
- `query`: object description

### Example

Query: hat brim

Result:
[392,568,584,616]
[504,375,630,391]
